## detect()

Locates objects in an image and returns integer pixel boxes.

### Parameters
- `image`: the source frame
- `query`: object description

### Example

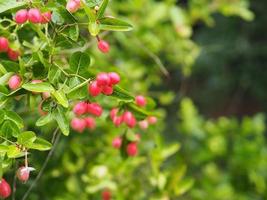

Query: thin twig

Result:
[22,128,60,200]
[12,162,18,200]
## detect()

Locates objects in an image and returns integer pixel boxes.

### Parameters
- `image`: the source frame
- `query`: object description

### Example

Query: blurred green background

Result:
[10,0,267,199]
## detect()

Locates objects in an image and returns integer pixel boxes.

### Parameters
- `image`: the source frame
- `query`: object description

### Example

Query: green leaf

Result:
[0,0,26,13]
[53,106,70,136]
[127,103,156,120]
[7,145,24,158]
[0,145,9,155]
[36,113,53,127]
[27,138,52,151]
[1,120,20,137]
[48,67,62,85]
[99,17,133,31]
[69,52,91,74]
[126,131,139,142]
[174,178,194,196]
[111,86,134,101]
[5,111,24,129]
[83,0,101,7]
[22,82,55,93]
[51,90,69,108]
[0,110,5,125]
[17,131,36,146]
[0,86,8,95]
[0,72,13,85]
[1,61,19,72]
[96,0,109,19]
[69,24,79,41]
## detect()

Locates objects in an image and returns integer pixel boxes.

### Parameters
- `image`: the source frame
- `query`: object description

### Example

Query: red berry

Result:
[139,120,149,130]
[102,189,111,200]
[102,85,113,95]
[87,103,103,117]
[14,9,28,24]
[71,118,86,133]
[73,102,87,116]
[88,81,102,97]
[112,137,122,149]
[127,143,138,157]
[110,108,118,120]
[84,117,96,130]
[17,167,30,182]
[73,0,81,6]
[41,11,52,23]
[66,0,80,13]
[108,72,120,85]
[0,179,11,199]
[98,40,110,53]
[113,116,123,127]
[28,8,42,23]
[7,48,20,61]
[96,73,110,86]
[0,37,9,52]
[147,116,157,124]
[8,75,21,90]
[123,111,136,128]
[135,95,147,107]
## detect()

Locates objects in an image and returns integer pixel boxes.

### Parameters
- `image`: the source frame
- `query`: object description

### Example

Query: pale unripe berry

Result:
[108,72,120,85]
[112,137,122,149]
[123,111,136,128]
[84,117,96,130]
[41,11,52,23]
[0,179,11,199]
[98,40,110,53]
[0,37,9,52]
[96,73,110,86]
[87,103,103,117]
[88,81,102,97]
[73,102,87,116]
[147,116,157,124]
[139,120,149,130]
[28,8,42,23]
[135,95,147,107]
[110,108,118,120]
[71,118,86,133]
[32,80,42,84]
[7,48,20,61]
[66,0,80,13]
[8,75,21,90]
[14,9,28,24]
[17,167,30,182]
[42,92,51,99]
[102,189,111,200]
[127,143,138,157]
[102,85,113,95]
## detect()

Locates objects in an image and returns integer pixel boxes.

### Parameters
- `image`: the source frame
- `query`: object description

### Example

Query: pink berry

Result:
[73,0,81,6]
[88,81,102,97]
[147,116,157,124]
[127,143,138,157]
[98,40,110,53]
[71,118,86,133]
[139,120,149,130]
[110,108,118,120]
[17,167,30,182]
[73,102,88,116]
[7,48,20,61]
[102,189,111,200]
[96,73,110,86]
[28,8,42,23]
[0,37,9,52]
[87,103,103,117]
[14,9,28,24]
[108,72,120,85]
[112,137,122,149]
[84,117,96,130]
[102,85,113,95]
[41,11,52,23]
[66,0,80,13]
[135,95,147,107]
[8,75,21,90]
[123,111,136,128]
[42,92,51,99]
[113,116,123,127]
[0,179,11,199]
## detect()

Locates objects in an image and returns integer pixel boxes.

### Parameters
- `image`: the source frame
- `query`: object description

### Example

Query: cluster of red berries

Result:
[66,0,81,13]
[110,108,136,128]
[112,135,140,157]
[15,9,51,24]
[0,37,20,61]
[88,72,120,96]
[71,101,103,133]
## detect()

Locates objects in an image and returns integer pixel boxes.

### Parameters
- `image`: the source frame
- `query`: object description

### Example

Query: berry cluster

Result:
[15,9,52,24]
[112,136,139,157]
[66,0,81,13]
[0,37,20,61]
[88,72,120,96]
[71,101,102,133]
